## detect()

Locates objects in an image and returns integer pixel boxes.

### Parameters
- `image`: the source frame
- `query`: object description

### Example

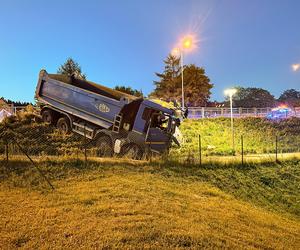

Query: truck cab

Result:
[132,100,178,153]
[111,99,180,158]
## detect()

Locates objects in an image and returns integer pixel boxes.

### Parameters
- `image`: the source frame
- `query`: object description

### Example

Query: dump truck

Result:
[35,70,181,159]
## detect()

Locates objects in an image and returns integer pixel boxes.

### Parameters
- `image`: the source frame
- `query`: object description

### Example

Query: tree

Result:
[231,87,275,108]
[114,85,143,97]
[57,57,87,80]
[1,97,31,106]
[278,89,300,107]
[151,54,213,106]
[181,64,213,106]
[152,54,181,99]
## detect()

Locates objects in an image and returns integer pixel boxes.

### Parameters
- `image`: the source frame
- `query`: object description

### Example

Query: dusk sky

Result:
[0,0,299,103]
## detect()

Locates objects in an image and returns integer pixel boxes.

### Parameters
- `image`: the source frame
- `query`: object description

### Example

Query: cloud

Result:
[292,63,300,72]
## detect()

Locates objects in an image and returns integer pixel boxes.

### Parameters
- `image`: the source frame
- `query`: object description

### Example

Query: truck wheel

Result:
[96,136,113,157]
[41,109,53,124]
[57,117,71,133]
[121,144,143,160]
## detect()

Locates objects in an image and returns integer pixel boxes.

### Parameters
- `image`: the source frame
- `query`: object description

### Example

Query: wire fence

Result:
[1,121,300,167]
[169,133,300,165]
[0,122,148,163]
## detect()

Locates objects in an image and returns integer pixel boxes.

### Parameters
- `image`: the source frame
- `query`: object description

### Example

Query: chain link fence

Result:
[1,119,300,167]
[0,121,148,163]
[169,133,300,165]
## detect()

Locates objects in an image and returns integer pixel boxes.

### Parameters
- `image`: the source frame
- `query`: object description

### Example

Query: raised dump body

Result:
[36,70,138,129]
[35,70,180,158]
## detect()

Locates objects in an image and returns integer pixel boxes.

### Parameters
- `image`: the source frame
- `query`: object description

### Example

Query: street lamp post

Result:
[172,36,193,112]
[180,49,184,111]
[224,88,237,154]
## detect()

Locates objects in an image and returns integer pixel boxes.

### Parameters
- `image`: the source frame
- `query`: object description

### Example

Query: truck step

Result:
[112,114,123,133]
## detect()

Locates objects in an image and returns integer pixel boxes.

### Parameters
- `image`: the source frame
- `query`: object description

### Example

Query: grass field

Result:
[173,117,300,157]
[1,157,299,249]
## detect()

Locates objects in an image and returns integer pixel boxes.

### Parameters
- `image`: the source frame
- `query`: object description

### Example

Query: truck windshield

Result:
[142,107,173,133]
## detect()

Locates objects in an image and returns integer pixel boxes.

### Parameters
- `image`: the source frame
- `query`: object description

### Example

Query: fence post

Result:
[201,107,205,118]
[275,135,278,163]
[5,141,9,163]
[84,124,87,165]
[241,135,244,165]
[199,134,202,166]
[149,140,152,163]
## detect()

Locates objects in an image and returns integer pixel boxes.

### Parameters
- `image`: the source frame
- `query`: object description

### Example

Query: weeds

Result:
[0,157,299,249]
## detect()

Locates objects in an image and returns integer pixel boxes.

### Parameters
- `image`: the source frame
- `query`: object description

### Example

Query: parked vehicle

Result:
[266,105,293,120]
[35,70,181,158]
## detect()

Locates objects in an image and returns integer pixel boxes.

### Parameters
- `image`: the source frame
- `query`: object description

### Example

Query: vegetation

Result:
[114,85,143,97]
[1,112,300,248]
[57,57,87,80]
[0,108,86,156]
[2,111,300,158]
[279,88,300,107]
[152,54,213,106]
[172,117,300,157]
[0,97,31,107]
[0,157,299,249]
[230,87,276,108]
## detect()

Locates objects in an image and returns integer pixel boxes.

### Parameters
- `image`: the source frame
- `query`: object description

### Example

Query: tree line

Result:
[56,57,300,108]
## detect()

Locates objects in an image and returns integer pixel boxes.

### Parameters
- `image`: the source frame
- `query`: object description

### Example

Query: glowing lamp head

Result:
[292,63,300,72]
[183,37,192,49]
[224,88,237,97]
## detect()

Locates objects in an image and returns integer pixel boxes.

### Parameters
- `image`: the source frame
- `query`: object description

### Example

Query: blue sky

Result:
[0,0,299,102]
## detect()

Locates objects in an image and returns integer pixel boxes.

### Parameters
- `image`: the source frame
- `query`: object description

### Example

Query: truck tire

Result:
[121,143,144,160]
[41,109,54,124]
[56,117,71,133]
[96,136,113,157]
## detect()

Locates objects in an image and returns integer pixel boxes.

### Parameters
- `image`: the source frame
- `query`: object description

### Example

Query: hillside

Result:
[174,117,300,157]
[2,115,300,159]
[0,158,299,249]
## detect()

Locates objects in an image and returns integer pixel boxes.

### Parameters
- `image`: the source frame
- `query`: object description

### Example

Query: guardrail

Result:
[188,107,300,119]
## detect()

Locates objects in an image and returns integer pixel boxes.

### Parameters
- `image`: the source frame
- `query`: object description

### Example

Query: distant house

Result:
[0,98,13,115]
[0,109,12,122]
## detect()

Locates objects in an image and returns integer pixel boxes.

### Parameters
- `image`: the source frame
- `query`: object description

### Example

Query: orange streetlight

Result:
[292,63,300,72]
[182,36,193,49]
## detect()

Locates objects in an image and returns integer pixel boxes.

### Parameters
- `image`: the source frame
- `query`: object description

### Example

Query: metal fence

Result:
[188,107,300,119]
[1,121,299,167]
[0,123,147,162]
[0,103,27,115]
[169,133,300,165]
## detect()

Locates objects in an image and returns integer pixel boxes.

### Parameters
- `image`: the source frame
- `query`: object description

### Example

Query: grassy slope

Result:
[174,117,300,156]
[0,158,299,249]
[2,115,300,157]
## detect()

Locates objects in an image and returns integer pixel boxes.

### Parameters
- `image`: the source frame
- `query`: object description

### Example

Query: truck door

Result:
[145,112,171,153]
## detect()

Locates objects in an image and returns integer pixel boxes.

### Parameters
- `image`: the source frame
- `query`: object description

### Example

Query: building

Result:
[0,98,13,114]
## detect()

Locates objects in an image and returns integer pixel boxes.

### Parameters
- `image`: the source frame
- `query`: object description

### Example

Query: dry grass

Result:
[0,158,299,249]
